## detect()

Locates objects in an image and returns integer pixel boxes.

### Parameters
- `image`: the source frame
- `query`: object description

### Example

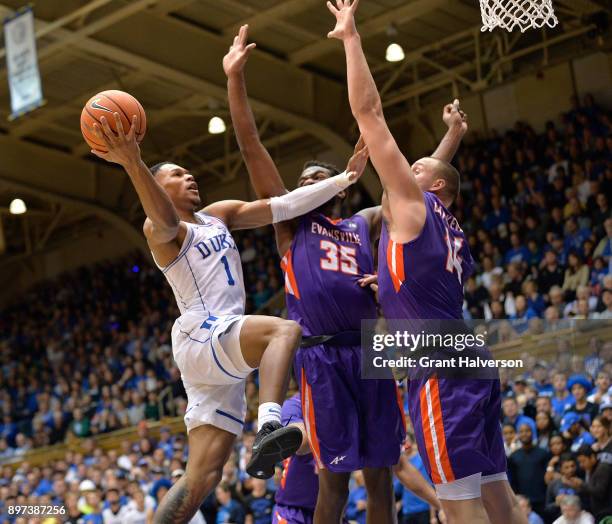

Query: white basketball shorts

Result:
[171,312,254,436]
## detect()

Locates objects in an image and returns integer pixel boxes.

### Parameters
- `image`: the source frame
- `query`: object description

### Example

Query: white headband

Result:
[301,165,333,179]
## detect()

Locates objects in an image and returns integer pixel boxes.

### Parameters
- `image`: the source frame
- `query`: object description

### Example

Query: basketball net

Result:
[479,0,559,32]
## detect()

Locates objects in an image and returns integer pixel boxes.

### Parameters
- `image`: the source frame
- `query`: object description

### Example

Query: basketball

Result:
[80,90,146,152]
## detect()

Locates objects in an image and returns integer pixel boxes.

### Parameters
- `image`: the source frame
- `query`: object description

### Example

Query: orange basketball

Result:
[80,90,146,152]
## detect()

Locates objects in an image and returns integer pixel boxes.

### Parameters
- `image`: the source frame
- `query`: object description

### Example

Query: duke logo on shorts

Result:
[153,212,253,436]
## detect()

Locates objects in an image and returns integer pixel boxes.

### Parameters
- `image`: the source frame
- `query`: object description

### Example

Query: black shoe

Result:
[246,421,302,479]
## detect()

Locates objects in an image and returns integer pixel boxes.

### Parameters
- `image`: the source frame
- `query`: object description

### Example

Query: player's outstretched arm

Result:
[432,99,468,163]
[224,24,288,200]
[91,114,180,245]
[204,149,368,230]
[327,1,421,204]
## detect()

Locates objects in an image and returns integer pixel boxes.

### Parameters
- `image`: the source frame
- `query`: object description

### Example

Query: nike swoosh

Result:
[91,99,113,112]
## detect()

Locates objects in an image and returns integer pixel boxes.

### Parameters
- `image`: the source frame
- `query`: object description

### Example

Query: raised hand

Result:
[91,113,140,167]
[346,136,369,183]
[442,99,468,134]
[327,0,360,41]
[223,24,257,77]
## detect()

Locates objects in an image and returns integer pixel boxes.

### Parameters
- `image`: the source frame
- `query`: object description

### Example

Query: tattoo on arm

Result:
[153,478,201,524]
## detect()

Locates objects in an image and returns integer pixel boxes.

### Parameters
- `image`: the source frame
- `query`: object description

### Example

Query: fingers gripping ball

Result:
[80,90,146,152]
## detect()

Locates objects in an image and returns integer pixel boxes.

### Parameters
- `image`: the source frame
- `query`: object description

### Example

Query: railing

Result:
[490,321,612,361]
[1,417,185,469]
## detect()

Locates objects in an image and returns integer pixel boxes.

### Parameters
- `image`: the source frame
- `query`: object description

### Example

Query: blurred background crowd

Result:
[0,94,611,523]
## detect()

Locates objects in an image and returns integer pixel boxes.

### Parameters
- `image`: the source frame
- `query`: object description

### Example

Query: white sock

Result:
[258,402,282,431]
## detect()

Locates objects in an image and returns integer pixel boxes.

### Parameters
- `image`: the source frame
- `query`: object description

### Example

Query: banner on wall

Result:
[3,6,44,120]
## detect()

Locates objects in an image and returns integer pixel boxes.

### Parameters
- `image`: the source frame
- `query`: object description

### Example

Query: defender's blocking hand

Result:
[442,99,468,134]
[223,24,257,77]
[327,0,360,40]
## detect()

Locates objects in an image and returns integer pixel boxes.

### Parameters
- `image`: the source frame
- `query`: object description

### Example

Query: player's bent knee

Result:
[275,319,302,347]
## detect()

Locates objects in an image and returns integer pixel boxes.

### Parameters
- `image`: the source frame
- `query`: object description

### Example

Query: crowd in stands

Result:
[457,93,612,326]
[1,94,611,523]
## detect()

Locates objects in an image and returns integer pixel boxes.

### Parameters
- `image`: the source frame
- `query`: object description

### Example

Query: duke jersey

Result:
[378,192,474,320]
[153,212,246,318]
[281,212,376,336]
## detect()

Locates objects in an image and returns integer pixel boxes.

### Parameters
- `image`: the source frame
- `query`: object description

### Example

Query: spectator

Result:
[517,495,545,524]
[587,371,611,405]
[532,364,553,395]
[601,402,612,424]
[544,455,583,521]
[575,445,612,520]
[215,481,245,524]
[535,412,557,450]
[593,288,612,319]
[244,478,274,524]
[123,489,152,523]
[70,409,91,439]
[252,280,273,310]
[524,281,547,318]
[346,470,367,524]
[508,423,550,515]
[545,434,569,485]
[503,397,538,438]
[503,423,520,457]
[552,495,594,524]
[590,416,611,456]
[560,412,595,452]
[551,373,574,420]
[565,375,598,424]
[102,488,127,524]
[593,218,612,262]
[562,253,589,300]
[505,233,531,265]
[539,251,566,294]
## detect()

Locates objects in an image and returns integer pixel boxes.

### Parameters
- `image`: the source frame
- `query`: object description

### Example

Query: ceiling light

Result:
[208,116,226,134]
[9,198,26,215]
[386,43,405,63]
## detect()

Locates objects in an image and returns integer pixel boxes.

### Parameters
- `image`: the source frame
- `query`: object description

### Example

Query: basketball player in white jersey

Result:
[90,113,369,524]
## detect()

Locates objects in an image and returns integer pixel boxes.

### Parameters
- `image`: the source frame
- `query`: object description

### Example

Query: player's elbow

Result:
[143,219,179,244]
[352,100,384,122]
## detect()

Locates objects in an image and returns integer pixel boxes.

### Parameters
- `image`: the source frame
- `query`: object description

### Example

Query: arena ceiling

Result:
[0,0,610,270]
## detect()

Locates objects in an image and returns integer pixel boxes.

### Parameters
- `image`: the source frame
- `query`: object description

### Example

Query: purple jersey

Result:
[378,192,474,320]
[281,212,376,336]
[275,395,318,511]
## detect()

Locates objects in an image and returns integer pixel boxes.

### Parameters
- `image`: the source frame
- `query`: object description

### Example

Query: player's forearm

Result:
[227,73,261,157]
[227,74,287,198]
[228,171,355,229]
[124,158,180,231]
[432,126,465,163]
[395,460,441,510]
[344,34,383,121]
[342,33,420,199]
